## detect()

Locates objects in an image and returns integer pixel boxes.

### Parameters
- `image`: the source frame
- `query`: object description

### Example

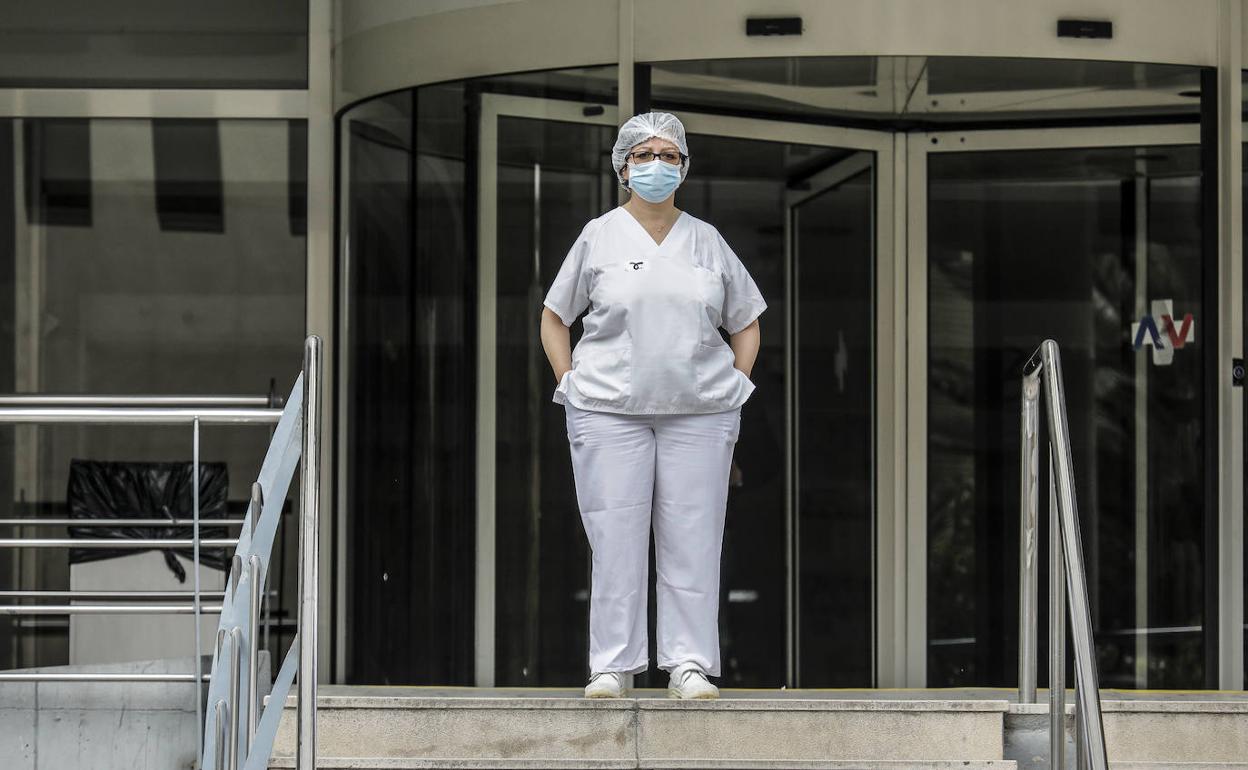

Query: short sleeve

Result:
[543,224,594,326]
[717,232,767,334]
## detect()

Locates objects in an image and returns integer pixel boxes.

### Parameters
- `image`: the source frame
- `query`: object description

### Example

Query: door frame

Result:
[475,92,905,687]
[475,93,619,687]
[349,95,1226,689]
[784,149,884,687]
[904,122,1208,687]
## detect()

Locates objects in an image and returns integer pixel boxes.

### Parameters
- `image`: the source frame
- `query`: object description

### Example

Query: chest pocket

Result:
[690,263,726,327]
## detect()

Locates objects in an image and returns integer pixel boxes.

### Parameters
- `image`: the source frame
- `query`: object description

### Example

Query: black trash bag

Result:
[67,459,231,581]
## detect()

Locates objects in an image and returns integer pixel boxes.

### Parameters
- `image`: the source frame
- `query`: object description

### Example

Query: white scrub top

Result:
[543,206,768,415]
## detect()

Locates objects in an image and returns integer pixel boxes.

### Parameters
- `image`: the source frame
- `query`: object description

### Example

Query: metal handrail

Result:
[0,395,278,407]
[2,672,213,682]
[296,336,322,770]
[199,335,321,770]
[0,407,281,425]
[0,605,224,615]
[0,590,228,599]
[0,339,322,770]
[0,397,273,680]
[0,518,247,527]
[0,538,238,548]
[1018,340,1108,770]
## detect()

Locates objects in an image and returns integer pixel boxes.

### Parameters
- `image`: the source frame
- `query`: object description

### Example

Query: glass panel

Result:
[488,120,876,688]
[646,134,874,688]
[661,133,794,688]
[0,117,307,670]
[792,163,875,686]
[493,116,617,686]
[927,144,1206,688]
[648,56,1200,126]
[1243,71,1248,692]
[343,67,620,686]
[342,86,477,684]
[0,1,307,88]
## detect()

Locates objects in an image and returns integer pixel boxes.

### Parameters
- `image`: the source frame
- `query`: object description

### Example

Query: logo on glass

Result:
[1130,299,1195,366]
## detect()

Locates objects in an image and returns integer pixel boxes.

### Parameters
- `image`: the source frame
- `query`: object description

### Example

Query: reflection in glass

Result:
[343,86,477,684]
[342,67,624,686]
[927,145,1206,688]
[676,135,874,688]
[791,162,875,686]
[0,117,307,670]
[648,56,1200,126]
[493,116,617,686]
[0,1,308,88]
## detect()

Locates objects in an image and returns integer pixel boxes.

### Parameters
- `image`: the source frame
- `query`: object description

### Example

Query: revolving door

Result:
[339,56,1222,690]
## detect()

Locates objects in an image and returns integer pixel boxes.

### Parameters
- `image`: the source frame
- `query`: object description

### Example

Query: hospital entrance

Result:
[341,59,1217,691]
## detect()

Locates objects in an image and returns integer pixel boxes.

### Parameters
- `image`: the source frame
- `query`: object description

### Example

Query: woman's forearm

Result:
[540,307,573,382]
[729,319,761,378]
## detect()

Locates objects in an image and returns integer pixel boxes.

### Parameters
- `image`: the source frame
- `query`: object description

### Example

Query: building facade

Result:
[1,0,1245,696]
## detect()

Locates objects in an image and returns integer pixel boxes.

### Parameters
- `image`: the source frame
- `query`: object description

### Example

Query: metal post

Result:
[1019,374,1041,704]
[247,554,262,753]
[296,336,322,770]
[250,483,264,528]
[1076,706,1088,770]
[212,628,226,769]
[227,627,242,770]
[248,481,263,756]
[1049,447,1065,770]
[193,416,203,759]
[263,572,272,660]
[1041,341,1108,769]
[213,700,229,770]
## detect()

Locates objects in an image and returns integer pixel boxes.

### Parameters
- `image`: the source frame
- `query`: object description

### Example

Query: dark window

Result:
[153,119,224,233]
[24,119,91,227]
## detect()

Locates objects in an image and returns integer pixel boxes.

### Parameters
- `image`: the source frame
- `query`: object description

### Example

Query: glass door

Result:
[787,153,876,686]
[480,96,620,688]
[478,94,896,687]
[913,125,1212,689]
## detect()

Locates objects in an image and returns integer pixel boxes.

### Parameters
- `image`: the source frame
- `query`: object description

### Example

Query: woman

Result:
[539,112,766,700]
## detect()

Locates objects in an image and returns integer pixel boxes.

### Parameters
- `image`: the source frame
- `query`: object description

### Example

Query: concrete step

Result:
[271,689,1009,767]
[1008,700,1248,768]
[269,687,1248,770]
[269,761,1018,769]
[1110,764,1248,769]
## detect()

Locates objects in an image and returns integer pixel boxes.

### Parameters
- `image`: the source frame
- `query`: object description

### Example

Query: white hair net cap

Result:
[611,111,690,186]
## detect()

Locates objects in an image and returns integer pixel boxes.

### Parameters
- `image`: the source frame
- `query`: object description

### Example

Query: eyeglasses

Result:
[627,149,686,165]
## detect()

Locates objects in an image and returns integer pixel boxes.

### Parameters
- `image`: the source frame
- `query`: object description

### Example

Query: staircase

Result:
[265,687,1248,769]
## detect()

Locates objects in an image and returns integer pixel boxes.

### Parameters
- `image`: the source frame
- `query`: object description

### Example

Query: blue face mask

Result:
[626,159,683,203]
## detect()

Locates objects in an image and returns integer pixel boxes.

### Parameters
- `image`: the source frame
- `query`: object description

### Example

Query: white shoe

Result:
[584,671,626,698]
[667,663,719,699]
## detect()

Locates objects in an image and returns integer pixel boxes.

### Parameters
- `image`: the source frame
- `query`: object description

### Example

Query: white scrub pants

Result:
[564,402,741,678]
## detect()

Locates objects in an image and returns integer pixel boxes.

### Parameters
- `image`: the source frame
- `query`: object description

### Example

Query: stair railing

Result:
[201,334,321,770]
[0,335,322,770]
[1017,339,1108,770]
[0,397,283,764]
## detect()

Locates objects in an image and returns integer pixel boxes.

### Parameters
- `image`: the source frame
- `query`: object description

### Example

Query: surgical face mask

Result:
[626,158,682,203]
